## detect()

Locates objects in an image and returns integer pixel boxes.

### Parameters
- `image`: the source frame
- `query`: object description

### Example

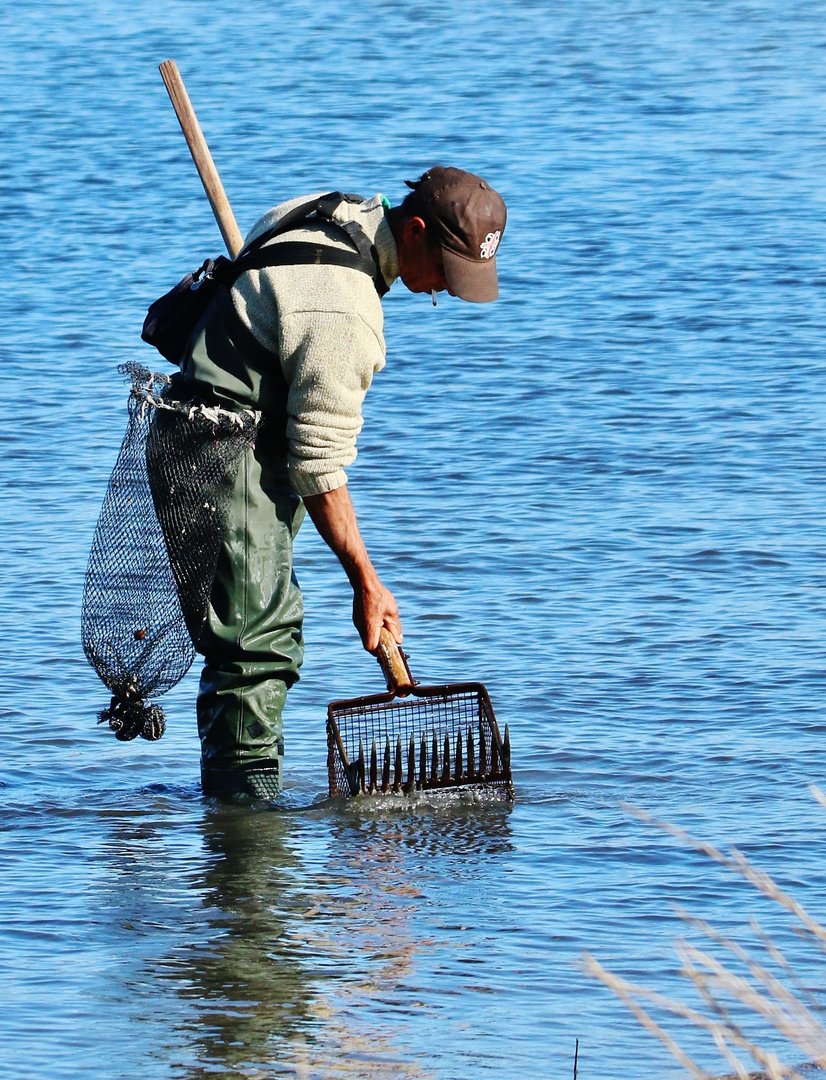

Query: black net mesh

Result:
[82,363,261,742]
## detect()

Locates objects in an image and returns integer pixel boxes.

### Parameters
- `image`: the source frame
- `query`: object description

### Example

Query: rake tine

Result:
[442,732,451,783]
[455,728,463,782]
[369,739,378,793]
[357,738,366,794]
[478,719,487,776]
[345,759,360,796]
[503,724,511,771]
[491,732,500,776]
[419,734,427,789]
[382,734,391,793]
[393,735,403,792]
[431,732,439,783]
[467,726,475,780]
[405,735,416,794]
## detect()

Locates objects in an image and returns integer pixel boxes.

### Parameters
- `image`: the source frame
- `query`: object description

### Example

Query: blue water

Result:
[2,2,826,1077]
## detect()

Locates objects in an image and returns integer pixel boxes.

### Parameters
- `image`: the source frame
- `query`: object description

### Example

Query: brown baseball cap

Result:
[404,166,507,303]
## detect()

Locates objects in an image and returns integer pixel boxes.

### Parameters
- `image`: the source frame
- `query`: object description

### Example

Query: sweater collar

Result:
[373,212,399,292]
[349,193,398,293]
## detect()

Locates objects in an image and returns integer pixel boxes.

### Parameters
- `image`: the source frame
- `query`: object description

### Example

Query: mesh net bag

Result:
[82,363,261,742]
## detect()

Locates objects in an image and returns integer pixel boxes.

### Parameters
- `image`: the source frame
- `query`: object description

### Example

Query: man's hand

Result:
[302,484,403,652]
[352,578,402,653]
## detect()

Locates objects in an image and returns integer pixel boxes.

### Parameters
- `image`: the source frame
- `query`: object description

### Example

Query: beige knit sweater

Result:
[229,193,399,497]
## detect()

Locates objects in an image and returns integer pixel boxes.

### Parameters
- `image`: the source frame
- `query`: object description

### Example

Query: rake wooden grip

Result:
[377,628,414,696]
[159,59,244,258]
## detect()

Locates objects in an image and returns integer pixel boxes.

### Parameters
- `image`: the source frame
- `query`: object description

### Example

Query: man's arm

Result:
[302,484,402,653]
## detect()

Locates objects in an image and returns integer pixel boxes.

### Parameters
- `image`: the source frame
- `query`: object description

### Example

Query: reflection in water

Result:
[170,805,315,1073]
[326,794,515,865]
[94,804,316,1074]
[99,797,512,1077]
[272,799,514,1078]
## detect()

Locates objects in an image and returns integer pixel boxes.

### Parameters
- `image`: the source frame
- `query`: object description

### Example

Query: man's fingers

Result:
[370,617,402,652]
[353,581,402,652]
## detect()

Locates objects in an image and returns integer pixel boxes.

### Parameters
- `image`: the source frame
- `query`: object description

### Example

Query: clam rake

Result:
[326,629,513,800]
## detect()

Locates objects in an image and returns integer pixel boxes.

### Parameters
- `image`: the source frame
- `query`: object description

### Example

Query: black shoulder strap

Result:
[231,241,378,278]
[229,192,389,297]
[235,196,325,259]
[314,192,374,261]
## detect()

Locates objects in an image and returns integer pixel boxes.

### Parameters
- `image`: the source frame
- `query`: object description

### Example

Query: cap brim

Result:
[442,248,499,303]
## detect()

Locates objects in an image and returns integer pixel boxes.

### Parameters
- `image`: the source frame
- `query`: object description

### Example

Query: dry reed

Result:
[583,787,826,1080]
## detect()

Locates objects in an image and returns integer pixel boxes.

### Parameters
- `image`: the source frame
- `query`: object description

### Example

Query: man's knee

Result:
[197,670,290,799]
[200,755,284,801]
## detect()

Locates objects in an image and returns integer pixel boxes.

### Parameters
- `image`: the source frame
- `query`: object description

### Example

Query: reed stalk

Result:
[584,787,826,1079]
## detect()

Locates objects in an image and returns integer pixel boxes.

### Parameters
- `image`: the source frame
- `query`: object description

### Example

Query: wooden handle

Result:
[376,628,414,695]
[159,60,244,258]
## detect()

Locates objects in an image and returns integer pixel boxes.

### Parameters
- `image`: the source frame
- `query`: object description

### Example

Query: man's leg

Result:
[197,445,305,800]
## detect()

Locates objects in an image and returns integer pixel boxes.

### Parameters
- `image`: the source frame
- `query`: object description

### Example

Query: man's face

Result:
[396,216,453,296]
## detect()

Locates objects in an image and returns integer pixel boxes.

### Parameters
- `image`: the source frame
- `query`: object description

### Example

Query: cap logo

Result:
[480,230,501,260]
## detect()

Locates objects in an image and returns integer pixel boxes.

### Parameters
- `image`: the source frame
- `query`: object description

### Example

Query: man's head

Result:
[387,166,507,303]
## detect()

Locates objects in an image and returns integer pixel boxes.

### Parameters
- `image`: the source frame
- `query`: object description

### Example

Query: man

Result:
[177,165,507,800]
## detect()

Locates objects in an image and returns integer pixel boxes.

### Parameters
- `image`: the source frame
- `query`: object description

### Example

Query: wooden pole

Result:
[158,59,244,258]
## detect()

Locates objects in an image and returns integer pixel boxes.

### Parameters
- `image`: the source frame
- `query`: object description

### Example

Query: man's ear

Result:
[401,215,427,245]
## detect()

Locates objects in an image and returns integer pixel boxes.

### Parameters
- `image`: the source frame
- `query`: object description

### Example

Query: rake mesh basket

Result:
[327,673,513,800]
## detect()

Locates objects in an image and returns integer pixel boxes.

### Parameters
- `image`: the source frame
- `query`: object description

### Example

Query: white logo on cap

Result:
[480,230,500,260]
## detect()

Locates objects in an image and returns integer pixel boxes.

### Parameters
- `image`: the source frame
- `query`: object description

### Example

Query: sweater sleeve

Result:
[279,307,386,497]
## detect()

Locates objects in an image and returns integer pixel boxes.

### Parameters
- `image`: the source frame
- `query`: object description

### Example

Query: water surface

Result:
[2,2,826,1077]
